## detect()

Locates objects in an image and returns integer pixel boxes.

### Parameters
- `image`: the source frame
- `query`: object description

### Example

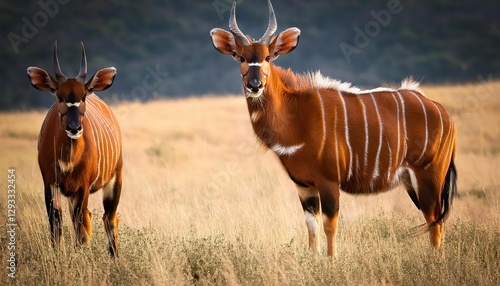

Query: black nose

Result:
[67,121,82,134]
[247,79,262,92]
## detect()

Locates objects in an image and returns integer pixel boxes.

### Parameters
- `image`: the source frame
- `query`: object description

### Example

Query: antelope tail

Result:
[413,154,458,236]
[432,156,458,226]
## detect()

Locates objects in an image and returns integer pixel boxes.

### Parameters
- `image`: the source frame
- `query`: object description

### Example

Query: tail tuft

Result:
[431,158,458,227]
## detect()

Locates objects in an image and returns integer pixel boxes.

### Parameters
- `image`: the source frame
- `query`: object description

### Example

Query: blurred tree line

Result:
[1,0,499,110]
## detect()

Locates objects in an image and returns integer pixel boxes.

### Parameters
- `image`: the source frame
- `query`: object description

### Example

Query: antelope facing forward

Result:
[210,0,457,256]
[27,42,122,257]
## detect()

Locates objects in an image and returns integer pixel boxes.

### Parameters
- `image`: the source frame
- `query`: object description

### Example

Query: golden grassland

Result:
[0,81,499,285]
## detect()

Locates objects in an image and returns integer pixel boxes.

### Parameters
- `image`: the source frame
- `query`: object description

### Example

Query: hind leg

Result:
[416,176,445,247]
[401,169,420,210]
[318,181,340,257]
[102,170,122,257]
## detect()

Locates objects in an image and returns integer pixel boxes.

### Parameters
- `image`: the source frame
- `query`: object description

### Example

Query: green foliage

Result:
[2,0,500,110]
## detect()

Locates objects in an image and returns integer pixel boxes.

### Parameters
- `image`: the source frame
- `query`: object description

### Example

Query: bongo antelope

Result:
[210,0,457,256]
[28,42,122,257]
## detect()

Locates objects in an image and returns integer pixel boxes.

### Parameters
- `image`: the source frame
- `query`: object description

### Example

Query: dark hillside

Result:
[2,0,499,110]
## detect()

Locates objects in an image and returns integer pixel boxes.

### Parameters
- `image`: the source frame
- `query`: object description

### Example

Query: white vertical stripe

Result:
[386,139,393,183]
[317,91,327,158]
[333,108,341,182]
[358,96,369,170]
[429,101,443,149]
[390,92,401,167]
[396,92,407,164]
[338,91,353,181]
[369,93,383,178]
[102,101,122,163]
[409,91,428,163]
[88,102,104,186]
[85,106,101,188]
[88,96,117,184]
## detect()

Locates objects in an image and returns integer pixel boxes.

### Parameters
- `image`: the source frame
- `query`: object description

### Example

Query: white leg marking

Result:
[370,93,383,178]
[305,211,319,236]
[407,167,419,194]
[338,91,353,180]
[102,176,116,201]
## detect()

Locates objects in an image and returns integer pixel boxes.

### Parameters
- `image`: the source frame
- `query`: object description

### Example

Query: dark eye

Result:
[239,56,246,63]
[265,55,271,62]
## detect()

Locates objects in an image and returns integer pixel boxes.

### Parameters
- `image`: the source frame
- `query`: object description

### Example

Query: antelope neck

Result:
[247,70,299,149]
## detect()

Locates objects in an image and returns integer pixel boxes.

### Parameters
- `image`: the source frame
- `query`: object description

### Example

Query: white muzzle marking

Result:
[245,87,264,98]
[66,101,82,107]
[66,129,83,139]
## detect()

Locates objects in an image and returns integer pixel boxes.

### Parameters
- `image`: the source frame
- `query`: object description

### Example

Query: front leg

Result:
[297,185,321,253]
[44,183,63,247]
[68,189,92,246]
[319,181,340,257]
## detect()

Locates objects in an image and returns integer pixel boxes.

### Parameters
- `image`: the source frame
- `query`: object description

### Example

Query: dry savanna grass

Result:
[1,81,499,285]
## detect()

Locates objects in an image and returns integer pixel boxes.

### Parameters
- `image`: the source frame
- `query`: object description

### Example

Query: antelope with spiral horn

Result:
[210,0,457,256]
[27,42,122,257]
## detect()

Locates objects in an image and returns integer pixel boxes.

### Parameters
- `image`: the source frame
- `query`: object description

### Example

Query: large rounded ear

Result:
[85,67,116,92]
[210,28,241,62]
[269,27,301,60]
[27,67,58,93]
